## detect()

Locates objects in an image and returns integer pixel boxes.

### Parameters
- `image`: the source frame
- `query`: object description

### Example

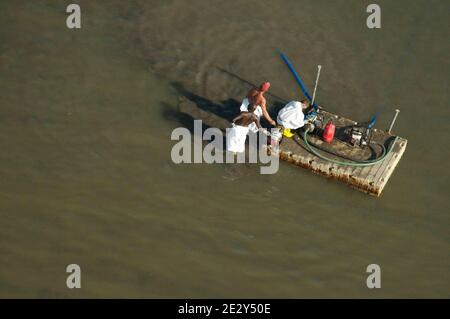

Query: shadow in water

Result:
[216,66,289,105]
[171,81,238,123]
[161,101,200,132]
[171,79,286,128]
[163,67,294,147]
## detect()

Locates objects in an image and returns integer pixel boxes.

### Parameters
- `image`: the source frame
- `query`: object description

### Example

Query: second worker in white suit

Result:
[276,100,309,137]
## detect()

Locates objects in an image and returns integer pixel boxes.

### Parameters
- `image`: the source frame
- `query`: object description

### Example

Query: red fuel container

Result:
[322,121,335,143]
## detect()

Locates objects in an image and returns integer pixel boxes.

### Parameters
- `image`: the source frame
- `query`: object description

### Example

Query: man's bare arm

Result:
[232,114,244,123]
[253,115,262,129]
[260,99,276,126]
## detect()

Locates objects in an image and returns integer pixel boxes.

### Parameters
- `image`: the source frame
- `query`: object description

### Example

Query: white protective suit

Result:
[226,124,250,153]
[239,98,263,133]
[276,101,305,129]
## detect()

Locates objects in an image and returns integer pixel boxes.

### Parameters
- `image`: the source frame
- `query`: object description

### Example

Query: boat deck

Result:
[268,110,407,196]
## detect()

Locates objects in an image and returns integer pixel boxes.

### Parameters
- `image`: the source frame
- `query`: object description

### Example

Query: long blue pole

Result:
[278,51,317,109]
[279,50,379,128]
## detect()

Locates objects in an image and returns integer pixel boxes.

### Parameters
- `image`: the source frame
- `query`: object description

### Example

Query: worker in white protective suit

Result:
[276,100,309,137]
[227,103,263,153]
[239,97,263,133]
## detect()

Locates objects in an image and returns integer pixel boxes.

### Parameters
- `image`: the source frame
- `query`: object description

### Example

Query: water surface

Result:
[0,0,448,297]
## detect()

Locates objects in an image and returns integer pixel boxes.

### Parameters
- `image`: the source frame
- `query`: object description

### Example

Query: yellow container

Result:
[282,128,294,138]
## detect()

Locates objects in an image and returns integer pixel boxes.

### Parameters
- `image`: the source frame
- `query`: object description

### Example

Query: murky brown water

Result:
[0,0,449,298]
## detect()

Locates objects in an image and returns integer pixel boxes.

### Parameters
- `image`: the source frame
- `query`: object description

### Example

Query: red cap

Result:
[259,82,271,92]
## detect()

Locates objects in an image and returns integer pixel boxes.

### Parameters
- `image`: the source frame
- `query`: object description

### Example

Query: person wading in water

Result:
[227,103,263,154]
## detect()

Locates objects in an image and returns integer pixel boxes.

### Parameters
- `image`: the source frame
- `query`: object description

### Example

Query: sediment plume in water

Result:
[137,0,335,109]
